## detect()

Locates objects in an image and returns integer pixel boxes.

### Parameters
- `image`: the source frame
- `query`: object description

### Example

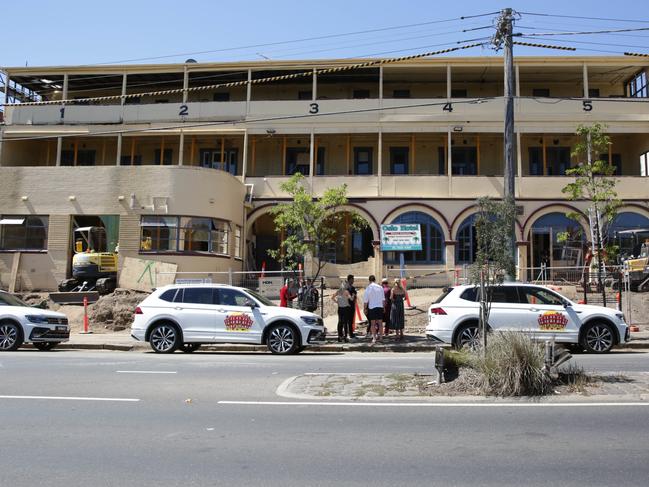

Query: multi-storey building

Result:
[1,56,648,290]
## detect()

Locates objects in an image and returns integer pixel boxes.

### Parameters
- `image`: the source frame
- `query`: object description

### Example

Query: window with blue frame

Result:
[385,212,445,264]
[456,214,477,264]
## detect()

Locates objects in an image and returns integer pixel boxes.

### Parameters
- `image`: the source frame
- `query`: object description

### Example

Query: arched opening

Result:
[385,211,445,264]
[321,211,374,265]
[529,212,586,268]
[250,213,281,271]
[456,214,478,265]
[609,212,649,259]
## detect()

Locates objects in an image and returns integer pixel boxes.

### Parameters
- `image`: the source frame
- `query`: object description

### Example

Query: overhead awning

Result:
[0,218,25,225]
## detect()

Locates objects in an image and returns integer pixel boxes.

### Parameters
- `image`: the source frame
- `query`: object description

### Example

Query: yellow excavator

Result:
[618,228,649,292]
[57,226,118,295]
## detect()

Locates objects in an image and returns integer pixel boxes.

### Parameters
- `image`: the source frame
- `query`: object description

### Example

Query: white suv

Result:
[0,290,70,351]
[131,284,326,354]
[426,283,630,353]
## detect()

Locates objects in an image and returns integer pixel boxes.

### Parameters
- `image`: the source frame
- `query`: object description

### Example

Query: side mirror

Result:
[563,300,572,308]
[244,299,257,309]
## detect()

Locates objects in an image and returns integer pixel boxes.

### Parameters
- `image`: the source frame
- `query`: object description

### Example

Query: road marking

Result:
[0,395,140,402]
[116,370,177,374]
[219,400,649,408]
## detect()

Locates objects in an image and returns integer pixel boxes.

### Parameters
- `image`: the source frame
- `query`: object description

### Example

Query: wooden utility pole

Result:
[492,7,517,277]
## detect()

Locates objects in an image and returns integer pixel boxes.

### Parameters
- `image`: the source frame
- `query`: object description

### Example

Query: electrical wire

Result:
[519,36,649,51]
[519,12,649,24]
[86,13,499,66]
[522,26,649,36]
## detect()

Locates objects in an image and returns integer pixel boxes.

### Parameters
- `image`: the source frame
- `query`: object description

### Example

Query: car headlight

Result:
[25,315,50,324]
[300,316,320,326]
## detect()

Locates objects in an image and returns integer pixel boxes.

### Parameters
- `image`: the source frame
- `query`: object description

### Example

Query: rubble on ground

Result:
[88,288,149,331]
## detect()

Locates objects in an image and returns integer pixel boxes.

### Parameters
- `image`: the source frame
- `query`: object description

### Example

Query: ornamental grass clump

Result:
[471,331,552,397]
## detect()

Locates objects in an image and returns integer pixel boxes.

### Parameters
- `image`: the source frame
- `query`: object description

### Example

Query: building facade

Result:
[1,56,648,290]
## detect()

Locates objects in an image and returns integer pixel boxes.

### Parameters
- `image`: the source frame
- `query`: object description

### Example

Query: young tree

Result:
[561,123,621,305]
[267,173,367,279]
[470,196,518,349]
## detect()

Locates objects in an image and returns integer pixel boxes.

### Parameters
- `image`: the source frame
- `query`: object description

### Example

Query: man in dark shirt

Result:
[346,274,358,338]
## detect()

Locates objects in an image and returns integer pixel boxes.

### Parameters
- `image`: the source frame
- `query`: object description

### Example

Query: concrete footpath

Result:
[45,329,649,352]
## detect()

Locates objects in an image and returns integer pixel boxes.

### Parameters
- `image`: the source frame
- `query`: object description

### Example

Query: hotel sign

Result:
[380,224,422,251]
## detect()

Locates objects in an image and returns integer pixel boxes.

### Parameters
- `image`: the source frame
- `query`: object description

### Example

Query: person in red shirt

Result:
[279,278,297,307]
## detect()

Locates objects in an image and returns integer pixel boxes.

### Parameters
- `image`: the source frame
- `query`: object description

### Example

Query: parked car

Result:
[0,290,70,351]
[130,284,326,354]
[426,283,630,353]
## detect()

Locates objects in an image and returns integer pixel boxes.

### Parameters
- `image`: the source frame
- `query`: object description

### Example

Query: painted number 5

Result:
[582,100,593,112]
[309,103,319,114]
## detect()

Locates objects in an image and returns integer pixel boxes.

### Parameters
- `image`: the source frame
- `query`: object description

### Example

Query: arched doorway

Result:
[322,211,374,265]
[385,211,445,264]
[456,214,478,265]
[529,212,586,268]
[608,212,649,260]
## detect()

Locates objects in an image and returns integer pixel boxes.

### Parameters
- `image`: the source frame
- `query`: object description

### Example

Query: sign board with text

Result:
[380,224,422,251]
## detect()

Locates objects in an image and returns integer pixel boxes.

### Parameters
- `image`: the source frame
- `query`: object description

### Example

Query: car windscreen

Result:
[433,287,454,304]
[0,292,28,307]
[244,288,275,307]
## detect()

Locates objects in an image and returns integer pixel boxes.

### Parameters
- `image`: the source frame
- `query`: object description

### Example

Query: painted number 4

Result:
[443,103,453,112]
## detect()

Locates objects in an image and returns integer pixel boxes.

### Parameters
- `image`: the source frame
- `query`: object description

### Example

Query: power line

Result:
[516,25,649,39]
[519,35,649,51]
[3,42,486,107]
[519,12,649,24]
[86,13,498,66]
[522,26,649,36]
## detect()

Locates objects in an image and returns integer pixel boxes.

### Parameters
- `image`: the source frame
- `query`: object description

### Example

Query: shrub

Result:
[470,331,552,396]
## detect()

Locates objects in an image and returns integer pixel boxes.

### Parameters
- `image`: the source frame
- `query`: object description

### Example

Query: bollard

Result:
[434,345,445,384]
[80,295,93,334]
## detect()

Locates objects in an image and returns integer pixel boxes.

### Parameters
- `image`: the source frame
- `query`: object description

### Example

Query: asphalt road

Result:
[1,350,649,486]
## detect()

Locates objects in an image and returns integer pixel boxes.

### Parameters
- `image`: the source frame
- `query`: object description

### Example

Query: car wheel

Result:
[454,323,480,350]
[149,323,180,353]
[0,321,23,351]
[267,324,299,355]
[180,343,201,353]
[33,342,59,351]
[582,322,615,354]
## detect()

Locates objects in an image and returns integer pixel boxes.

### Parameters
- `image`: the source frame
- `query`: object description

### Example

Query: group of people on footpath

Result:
[279,278,319,312]
[333,274,406,345]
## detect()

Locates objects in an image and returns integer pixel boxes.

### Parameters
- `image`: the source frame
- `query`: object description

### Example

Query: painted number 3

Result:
[309,103,319,114]
[179,104,189,116]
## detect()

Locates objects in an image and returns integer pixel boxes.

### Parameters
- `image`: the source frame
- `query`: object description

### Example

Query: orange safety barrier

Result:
[401,278,412,308]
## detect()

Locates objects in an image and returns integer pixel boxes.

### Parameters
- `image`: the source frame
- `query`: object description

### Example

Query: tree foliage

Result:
[469,196,518,348]
[561,123,621,246]
[267,173,367,278]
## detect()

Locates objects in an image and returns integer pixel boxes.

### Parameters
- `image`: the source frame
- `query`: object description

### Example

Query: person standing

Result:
[332,281,352,342]
[381,278,392,337]
[279,278,296,308]
[389,278,406,341]
[302,279,319,312]
[346,274,358,338]
[363,275,385,344]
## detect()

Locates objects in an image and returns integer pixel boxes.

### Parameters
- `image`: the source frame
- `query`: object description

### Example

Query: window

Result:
[216,288,250,306]
[61,149,96,166]
[286,147,309,175]
[451,89,467,98]
[437,147,446,175]
[588,88,600,98]
[532,88,550,97]
[159,289,178,302]
[140,216,230,255]
[120,155,142,165]
[352,89,370,99]
[124,97,141,105]
[155,99,169,104]
[199,148,238,175]
[316,147,325,176]
[599,153,621,175]
[0,215,48,251]
[390,147,409,175]
[520,287,565,306]
[182,287,216,305]
[451,147,477,175]
[393,89,410,99]
[298,90,312,100]
[528,146,571,175]
[456,215,477,264]
[491,287,522,303]
[354,147,373,175]
[386,212,445,264]
[627,70,648,98]
[640,151,649,177]
[154,148,173,165]
[140,216,178,251]
[234,225,242,259]
[213,92,230,102]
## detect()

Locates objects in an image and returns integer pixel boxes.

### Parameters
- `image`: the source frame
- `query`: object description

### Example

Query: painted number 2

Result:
[309,103,319,114]
[179,104,189,117]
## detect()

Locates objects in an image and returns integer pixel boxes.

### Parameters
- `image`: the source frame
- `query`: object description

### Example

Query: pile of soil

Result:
[88,289,149,331]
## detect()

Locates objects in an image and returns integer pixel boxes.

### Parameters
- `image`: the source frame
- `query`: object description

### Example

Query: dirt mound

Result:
[88,288,149,331]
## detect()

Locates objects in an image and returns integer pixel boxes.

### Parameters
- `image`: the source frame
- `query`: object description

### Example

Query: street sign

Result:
[258,276,284,299]
[380,224,422,251]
